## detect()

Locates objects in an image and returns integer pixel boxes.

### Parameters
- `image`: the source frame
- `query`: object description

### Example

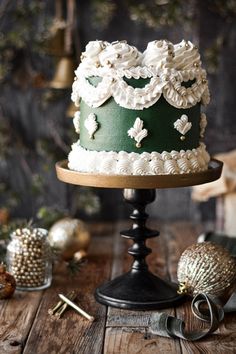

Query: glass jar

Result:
[7,228,52,291]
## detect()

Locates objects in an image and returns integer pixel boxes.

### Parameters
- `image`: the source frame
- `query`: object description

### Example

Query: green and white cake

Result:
[69,39,210,175]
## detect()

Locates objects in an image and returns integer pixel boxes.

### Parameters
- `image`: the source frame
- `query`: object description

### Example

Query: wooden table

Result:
[1,221,236,354]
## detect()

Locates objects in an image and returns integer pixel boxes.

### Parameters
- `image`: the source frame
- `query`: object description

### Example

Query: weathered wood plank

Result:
[22,224,115,354]
[104,327,182,354]
[0,291,43,354]
[2,221,236,354]
[104,220,182,354]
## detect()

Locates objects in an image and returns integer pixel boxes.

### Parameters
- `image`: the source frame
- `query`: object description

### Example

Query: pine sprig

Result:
[66,258,87,277]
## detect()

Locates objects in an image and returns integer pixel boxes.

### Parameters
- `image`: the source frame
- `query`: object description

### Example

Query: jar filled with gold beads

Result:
[6,228,52,291]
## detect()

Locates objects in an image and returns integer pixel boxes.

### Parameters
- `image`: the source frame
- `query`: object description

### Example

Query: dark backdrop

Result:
[0,0,235,222]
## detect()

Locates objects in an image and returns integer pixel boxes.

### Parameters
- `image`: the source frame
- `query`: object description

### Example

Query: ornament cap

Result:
[177,282,188,294]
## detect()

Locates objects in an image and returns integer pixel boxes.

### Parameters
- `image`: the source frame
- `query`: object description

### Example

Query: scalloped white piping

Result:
[68,141,210,175]
[72,67,209,110]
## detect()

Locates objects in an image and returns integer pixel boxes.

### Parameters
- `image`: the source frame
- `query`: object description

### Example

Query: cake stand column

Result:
[95,188,184,310]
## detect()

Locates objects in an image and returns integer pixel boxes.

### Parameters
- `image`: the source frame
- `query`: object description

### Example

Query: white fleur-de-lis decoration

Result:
[84,113,98,139]
[174,114,192,138]
[73,111,80,134]
[200,113,207,138]
[127,117,148,148]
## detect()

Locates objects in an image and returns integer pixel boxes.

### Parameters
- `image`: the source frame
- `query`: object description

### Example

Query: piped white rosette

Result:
[142,40,174,69]
[72,39,210,110]
[68,141,210,175]
[173,40,201,70]
[99,40,142,68]
[79,40,109,68]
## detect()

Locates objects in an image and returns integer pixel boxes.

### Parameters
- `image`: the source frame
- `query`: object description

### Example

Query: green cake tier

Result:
[79,77,201,154]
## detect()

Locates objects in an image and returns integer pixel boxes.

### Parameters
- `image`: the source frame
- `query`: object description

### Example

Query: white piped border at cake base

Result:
[68,141,210,176]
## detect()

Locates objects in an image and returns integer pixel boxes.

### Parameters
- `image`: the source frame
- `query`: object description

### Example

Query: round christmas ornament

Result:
[177,241,236,303]
[0,263,16,300]
[149,241,236,341]
[48,218,91,260]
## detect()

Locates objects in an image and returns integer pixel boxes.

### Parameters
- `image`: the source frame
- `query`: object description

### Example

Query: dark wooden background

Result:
[0,0,236,222]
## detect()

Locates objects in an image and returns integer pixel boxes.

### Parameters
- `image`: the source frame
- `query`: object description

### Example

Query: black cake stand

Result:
[56,159,222,310]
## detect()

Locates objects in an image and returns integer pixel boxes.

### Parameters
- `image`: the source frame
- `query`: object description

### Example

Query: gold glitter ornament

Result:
[177,242,236,302]
[48,218,90,260]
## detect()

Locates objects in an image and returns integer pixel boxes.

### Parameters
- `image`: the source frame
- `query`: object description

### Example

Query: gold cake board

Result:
[56,158,223,189]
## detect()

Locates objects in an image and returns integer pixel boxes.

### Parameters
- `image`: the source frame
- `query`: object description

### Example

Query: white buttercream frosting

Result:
[72,68,208,110]
[174,114,192,135]
[84,113,98,139]
[73,111,80,134]
[71,39,209,110]
[99,41,141,69]
[80,40,108,68]
[68,141,210,176]
[200,113,207,138]
[127,117,148,148]
[173,40,201,70]
[142,40,174,69]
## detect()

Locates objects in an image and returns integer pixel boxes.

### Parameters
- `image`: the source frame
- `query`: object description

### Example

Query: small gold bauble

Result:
[105,60,112,68]
[48,218,91,260]
[177,242,236,302]
[0,264,16,300]
[180,136,185,141]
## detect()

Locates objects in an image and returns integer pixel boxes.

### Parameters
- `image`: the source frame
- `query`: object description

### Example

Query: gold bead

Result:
[105,60,112,68]
[180,136,185,141]
[194,62,199,67]
[136,142,141,148]
[202,78,207,84]
[185,42,189,48]
[95,62,100,68]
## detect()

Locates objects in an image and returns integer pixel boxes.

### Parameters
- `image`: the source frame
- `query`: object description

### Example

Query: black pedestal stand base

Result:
[95,189,184,310]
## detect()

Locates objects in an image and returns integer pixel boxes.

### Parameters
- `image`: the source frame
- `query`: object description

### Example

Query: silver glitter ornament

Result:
[177,242,236,301]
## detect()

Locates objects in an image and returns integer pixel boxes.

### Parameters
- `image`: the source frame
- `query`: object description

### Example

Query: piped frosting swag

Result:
[72,39,210,110]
